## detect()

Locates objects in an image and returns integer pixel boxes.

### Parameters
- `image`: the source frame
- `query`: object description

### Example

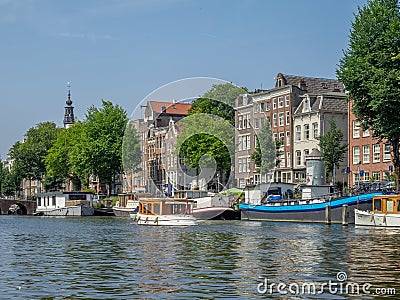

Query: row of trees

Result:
[0,100,129,198]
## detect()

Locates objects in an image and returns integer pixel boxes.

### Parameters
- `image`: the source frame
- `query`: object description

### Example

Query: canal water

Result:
[0,216,399,299]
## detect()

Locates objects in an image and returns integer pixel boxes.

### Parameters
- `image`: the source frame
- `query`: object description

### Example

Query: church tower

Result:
[63,82,75,129]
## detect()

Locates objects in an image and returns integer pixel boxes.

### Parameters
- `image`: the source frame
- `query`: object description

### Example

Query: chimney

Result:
[161,105,166,113]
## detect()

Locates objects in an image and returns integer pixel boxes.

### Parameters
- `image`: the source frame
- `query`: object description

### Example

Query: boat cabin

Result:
[372,195,400,214]
[138,199,194,216]
[36,192,93,210]
[117,192,152,207]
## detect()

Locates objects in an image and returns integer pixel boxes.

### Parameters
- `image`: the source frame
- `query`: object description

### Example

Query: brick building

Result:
[348,100,392,186]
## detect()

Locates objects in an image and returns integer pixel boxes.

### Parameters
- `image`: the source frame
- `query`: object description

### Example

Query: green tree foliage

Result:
[122,120,142,173]
[84,100,128,195]
[337,0,400,188]
[46,121,90,190]
[317,119,348,181]
[189,83,247,125]
[176,114,234,177]
[9,122,61,195]
[251,124,278,174]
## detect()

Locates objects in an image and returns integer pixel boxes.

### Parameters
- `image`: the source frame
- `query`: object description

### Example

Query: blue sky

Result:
[0,0,367,159]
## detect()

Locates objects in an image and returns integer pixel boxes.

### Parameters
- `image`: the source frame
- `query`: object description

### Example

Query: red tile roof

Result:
[148,101,191,115]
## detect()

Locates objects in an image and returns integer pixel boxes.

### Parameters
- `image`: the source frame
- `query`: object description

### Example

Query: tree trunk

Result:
[392,139,400,193]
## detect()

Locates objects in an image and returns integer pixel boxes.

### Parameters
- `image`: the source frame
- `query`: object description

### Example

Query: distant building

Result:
[63,83,75,129]
[348,100,391,186]
[235,73,346,187]
[292,91,348,183]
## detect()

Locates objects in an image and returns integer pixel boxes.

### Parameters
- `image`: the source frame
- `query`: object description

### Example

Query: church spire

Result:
[63,81,75,128]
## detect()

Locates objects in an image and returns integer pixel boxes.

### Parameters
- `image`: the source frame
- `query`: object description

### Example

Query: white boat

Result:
[355,194,400,227]
[113,192,152,217]
[36,192,94,216]
[132,198,198,226]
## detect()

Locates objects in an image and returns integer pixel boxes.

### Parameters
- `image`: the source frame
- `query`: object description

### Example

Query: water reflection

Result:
[0,216,399,299]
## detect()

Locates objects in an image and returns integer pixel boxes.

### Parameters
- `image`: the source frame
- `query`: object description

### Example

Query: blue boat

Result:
[240,192,383,224]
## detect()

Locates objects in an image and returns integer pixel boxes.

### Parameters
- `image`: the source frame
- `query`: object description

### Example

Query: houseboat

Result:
[355,194,400,227]
[112,192,152,217]
[132,197,198,226]
[35,192,94,216]
[174,190,240,220]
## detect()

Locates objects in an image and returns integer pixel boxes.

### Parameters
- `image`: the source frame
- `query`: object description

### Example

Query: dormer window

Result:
[278,79,282,87]
[322,82,328,89]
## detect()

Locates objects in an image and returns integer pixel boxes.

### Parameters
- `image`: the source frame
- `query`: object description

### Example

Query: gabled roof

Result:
[276,73,345,94]
[148,101,192,115]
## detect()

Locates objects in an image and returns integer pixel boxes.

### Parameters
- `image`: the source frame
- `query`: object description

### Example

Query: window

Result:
[246,157,251,172]
[254,103,259,113]
[278,97,283,108]
[254,118,259,129]
[286,131,290,146]
[304,149,309,165]
[266,101,270,111]
[353,146,360,165]
[243,115,247,128]
[353,120,360,138]
[304,124,310,140]
[260,118,264,128]
[238,136,243,151]
[313,123,318,139]
[280,151,285,167]
[246,135,251,150]
[238,158,243,173]
[296,151,302,166]
[362,127,370,137]
[373,144,380,163]
[285,95,290,107]
[273,114,277,127]
[363,145,370,163]
[296,125,301,141]
[272,98,277,109]
[260,102,265,111]
[246,114,251,128]
[285,111,290,125]
[254,174,260,185]
[278,112,284,126]
[372,171,380,181]
[364,171,370,181]
[286,152,291,167]
[384,143,391,161]
[279,132,285,146]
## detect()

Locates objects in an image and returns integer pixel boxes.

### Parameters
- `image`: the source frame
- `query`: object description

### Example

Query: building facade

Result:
[348,100,392,186]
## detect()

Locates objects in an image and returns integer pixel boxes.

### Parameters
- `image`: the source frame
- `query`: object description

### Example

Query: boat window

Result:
[397,200,400,212]
[374,199,382,211]
[386,200,394,212]
[153,203,160,214]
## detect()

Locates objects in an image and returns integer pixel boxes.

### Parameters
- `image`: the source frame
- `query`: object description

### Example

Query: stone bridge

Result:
[0,199,37,215]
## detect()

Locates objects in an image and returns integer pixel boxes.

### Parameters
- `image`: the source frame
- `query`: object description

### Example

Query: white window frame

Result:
[353,146,360,165]
[313,122,318,139]
[278,112,284,126]
[285,111,290,125]
[285,95,290,107]
[384,143,391,161]
[373,144,380,163]
[278,97,283,108]
[304,124,310,140]
[296,125,301,141]
[353,120,360,138]
[363,145,370,164]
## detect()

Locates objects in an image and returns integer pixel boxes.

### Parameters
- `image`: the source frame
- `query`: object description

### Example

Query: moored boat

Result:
[355,194,400,227]
[240,191,383,224]
[113,192,151,217]
[36,192,94,216]
[132,197,198,226]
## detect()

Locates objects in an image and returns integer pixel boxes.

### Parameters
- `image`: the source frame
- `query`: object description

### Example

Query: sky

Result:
[0,0,368,160]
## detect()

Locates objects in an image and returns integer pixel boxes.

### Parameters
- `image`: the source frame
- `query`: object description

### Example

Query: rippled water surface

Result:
[0,216,399,299]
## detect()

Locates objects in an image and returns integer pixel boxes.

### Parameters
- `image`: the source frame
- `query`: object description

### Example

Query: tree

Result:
[84,100,128,196]
[251,124,278,175]
[0,160,3,196]
[9,122,61,196]
[122,120,142,191]
[337,0,400,190]
[317,119,348,183]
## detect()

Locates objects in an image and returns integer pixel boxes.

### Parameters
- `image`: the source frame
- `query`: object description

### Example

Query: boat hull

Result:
[355,209,400,227]
[134,213,198,226]
[193,207,231,220]
[240,193,381,224]
[37,205,94,216]
[113,207,137,217]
